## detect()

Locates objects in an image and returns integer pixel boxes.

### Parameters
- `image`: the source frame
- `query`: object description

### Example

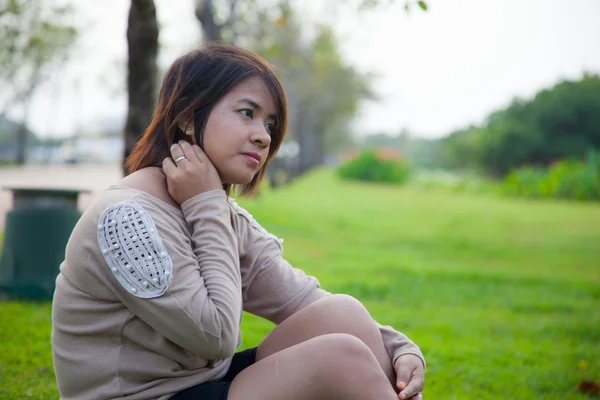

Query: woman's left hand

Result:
[394,354,425,399]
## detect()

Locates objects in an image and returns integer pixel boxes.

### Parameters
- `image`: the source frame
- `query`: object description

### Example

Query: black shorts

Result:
[170,347,258,400]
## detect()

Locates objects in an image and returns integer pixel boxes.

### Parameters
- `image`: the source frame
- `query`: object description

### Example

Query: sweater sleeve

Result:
[230,200,425,369]
[97,190,241,360]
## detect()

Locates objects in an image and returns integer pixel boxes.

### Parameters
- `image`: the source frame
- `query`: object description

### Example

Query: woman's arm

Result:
[98,191,241,360]
[231,200,425,368]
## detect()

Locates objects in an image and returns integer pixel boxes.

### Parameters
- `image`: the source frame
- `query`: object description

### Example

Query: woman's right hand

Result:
[162,140,222,205]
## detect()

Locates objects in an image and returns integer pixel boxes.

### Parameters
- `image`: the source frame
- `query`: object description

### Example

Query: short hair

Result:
[125,42,288,196]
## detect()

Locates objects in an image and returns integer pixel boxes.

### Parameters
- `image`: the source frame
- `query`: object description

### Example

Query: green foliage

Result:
[358,0,429,12]
[0,0,77,111]
[439,74,600,177]
[502,151,600,201]
[502,166,547,198]
[239,1,374,169]
[2,169,599,399]
[337,150,411,184]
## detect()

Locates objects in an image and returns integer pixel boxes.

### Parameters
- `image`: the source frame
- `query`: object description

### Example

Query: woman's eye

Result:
[239,109,253,118]
[265,123,275,135]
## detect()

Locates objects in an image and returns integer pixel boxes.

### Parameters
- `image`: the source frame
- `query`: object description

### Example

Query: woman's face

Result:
[197,76,277,185]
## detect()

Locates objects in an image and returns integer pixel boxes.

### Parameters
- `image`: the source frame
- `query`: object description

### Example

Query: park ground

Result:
[0,165,599,399]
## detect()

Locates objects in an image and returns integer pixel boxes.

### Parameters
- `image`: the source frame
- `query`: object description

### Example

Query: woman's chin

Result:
[223,173,255,186]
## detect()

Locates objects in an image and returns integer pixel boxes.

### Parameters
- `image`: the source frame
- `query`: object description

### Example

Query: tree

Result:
[194,0,242,43]
[193,0,374,178]
[123,0,159,175]
[118,0,427,174]
[285,25,374,176]
[438,74,600,176]
[366,0,428,11]
[257,4,375,177]
[0,0,77,164]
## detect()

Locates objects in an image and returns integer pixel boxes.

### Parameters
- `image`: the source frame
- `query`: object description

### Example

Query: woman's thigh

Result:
[227,333,398,400]
[256,294,396,386]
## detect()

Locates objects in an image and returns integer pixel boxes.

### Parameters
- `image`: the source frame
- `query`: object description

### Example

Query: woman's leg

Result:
[228,333,398,400]
[255,294,396,387]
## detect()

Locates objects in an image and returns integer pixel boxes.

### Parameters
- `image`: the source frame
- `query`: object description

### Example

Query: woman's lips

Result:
[243,153,261,165]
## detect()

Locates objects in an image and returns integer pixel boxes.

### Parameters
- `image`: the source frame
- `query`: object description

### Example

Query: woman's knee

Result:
[317,294,372,321]
[256,294,382,363]
[229,334,396,400]
[310,333,380,377]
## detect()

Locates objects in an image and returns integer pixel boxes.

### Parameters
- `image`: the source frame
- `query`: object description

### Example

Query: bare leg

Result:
[228,333,398,400]
[256,294,396,387]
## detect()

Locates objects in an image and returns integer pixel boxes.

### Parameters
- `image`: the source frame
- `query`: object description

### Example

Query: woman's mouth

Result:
[242,152,261,166]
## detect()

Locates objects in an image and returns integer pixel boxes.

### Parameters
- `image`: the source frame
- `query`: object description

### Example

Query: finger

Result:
[178,140,197,162]
[396,362,413,391]
[170,143,189,166]
[399,376,424,400]
[170,143,184,161]
[162,157,176,175]
[192,144,206,162]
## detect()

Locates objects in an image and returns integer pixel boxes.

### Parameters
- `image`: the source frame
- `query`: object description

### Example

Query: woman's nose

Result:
[251,124,271,148]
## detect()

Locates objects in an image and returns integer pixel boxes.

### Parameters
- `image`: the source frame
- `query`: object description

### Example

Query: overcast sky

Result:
[23,0,600,140]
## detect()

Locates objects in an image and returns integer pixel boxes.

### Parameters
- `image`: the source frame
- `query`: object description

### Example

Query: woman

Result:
[51,42,425,400]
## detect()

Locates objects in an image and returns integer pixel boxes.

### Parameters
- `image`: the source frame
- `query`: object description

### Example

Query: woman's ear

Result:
[178,121,198,145]
[178,121,194,137]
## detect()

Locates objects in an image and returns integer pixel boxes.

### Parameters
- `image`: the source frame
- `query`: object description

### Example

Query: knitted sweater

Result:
[51,186,424,400]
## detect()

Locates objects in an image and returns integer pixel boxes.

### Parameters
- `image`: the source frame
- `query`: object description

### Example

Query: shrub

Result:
[337,149,411,184]
[502,166,547,199]
[501,150,600,201]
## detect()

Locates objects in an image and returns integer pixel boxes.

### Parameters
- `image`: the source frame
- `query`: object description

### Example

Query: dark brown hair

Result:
[125,42,288,196]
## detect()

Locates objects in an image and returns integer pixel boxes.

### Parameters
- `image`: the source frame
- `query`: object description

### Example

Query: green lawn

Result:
[1,168,599,399]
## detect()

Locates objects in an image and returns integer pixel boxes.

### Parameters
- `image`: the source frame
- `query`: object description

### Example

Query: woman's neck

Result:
[119,167,179,208]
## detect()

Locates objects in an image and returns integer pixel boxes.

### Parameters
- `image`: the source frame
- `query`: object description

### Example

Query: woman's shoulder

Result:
[117,167,178,209]
[82,168,181,226]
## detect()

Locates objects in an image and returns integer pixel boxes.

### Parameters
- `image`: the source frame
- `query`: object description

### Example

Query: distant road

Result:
[0,163,123,231]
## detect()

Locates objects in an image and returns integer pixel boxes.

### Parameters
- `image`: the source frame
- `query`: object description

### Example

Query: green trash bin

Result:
[0,187,89,300]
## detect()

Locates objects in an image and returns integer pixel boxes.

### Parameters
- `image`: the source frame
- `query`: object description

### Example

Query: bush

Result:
[337,150,411,184]
[502,166,547,199]
[501,150,600,201]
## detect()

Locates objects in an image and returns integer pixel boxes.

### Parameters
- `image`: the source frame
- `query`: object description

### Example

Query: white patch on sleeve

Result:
[228,198,284,251]
[97,201,173,298]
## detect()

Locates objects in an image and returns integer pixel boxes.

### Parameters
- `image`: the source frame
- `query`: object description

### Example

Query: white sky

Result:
[23,0,600,140]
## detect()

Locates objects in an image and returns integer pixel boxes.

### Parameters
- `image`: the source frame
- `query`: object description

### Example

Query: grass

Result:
[1,168,599,399]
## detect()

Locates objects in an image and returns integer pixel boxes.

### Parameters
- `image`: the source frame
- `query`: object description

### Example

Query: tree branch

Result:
[195,0,221,41]
[221,0,239,28]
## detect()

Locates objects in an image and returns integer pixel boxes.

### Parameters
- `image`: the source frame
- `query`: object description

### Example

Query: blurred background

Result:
[1,0,599,197]
[1,0,599,399]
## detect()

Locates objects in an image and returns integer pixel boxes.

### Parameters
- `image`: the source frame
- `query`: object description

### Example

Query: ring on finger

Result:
[175,155,186,163]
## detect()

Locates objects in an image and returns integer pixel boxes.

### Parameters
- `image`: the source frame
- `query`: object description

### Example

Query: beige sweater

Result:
[51,186,424,400]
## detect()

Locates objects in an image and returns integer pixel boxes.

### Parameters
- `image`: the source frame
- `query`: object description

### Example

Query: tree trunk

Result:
[15,122,27,164]
[195,0,221,41]
[290,102,325,178]
[14,64,42,165]
[292,104,320,178]
[195,0,240,43]
[123,0,158,175]
[295,128,318,177]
